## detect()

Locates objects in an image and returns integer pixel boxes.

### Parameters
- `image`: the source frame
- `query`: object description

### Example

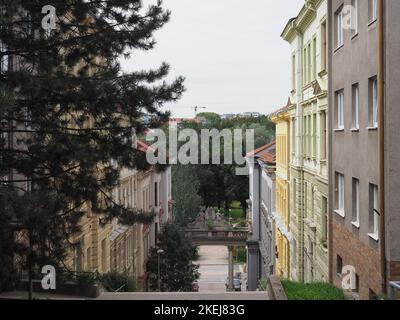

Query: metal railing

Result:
[389,281,400,300]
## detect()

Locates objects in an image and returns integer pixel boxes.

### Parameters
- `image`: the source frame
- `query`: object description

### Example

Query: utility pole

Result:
[157,249,164,292]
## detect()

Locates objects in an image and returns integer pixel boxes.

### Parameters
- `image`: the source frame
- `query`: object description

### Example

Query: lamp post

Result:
[157,249,164,292]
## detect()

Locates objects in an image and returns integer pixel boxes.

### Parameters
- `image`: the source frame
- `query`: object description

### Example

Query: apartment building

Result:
[328,0,400,299]
[246,141,276,291]
[281,0,329,283]
[111,140,172,288]
[270,107,291,279]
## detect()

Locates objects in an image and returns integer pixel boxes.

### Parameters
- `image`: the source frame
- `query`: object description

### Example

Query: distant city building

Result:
[246,141,277,291]
[220,114,236,120]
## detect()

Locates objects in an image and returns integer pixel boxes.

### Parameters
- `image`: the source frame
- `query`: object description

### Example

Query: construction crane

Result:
[193,106,207,115]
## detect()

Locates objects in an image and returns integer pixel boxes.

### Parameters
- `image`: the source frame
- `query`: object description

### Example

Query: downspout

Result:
[327,0,333,285]
[378,0,387,294]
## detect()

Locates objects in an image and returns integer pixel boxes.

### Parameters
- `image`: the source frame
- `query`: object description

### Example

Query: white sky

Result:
[120,0,304,118]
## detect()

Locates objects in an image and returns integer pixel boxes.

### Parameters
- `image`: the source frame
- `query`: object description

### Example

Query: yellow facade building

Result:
[270,106,292,279]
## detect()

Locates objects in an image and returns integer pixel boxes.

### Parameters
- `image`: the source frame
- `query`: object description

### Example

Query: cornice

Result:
[281,0,325,43]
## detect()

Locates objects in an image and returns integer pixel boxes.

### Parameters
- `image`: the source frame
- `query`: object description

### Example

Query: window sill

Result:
[334,128,344,132]
[351,221,360,229]
[335,209,345,218]
[367,126,378,131]
[351,32,359,40]
[368,232,379,242]
[368,19,377,28]
[334,44,344,53]
[350,128,359,132]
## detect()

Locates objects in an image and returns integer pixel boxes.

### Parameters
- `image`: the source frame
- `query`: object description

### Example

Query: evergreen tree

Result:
[171,163,202,226]
[0,0,184,290]
[146,223,199,292]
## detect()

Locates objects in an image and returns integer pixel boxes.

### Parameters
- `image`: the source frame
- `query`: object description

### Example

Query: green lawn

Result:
[281,280,346,300]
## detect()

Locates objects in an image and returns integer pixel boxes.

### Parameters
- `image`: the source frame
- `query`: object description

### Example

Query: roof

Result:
[247,141,276,165]
[268,105,289,119]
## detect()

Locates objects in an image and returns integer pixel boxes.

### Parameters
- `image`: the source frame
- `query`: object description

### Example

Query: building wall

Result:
[328,0,382,299]
[282,0,329,283]
[384,0,400,284]
[272,112,291,278]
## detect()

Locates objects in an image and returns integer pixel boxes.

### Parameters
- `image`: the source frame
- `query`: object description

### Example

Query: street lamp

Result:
[157,249,164,292]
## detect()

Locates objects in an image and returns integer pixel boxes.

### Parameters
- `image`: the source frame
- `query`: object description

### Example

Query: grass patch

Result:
[281,280,346,300]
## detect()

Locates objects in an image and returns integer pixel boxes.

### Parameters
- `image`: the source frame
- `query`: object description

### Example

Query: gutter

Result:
[378,0,387,294]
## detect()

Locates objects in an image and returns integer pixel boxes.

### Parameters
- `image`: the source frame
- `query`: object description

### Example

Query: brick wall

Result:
[331,219,382,299]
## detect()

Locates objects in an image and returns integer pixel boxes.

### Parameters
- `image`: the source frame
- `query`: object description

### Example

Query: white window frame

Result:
[371,0,378,22]
[353,84,359,129]
[352,179,360,227]
[369,185,379,241]
[336,173,345,217]
[337,90,345,129]
[351,0,359,35]
[336,9,344,48]
[372,78,378,128]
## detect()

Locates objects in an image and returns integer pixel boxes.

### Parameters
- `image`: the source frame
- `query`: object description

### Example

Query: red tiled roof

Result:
[247,141,276,165]
[247,140,276,157]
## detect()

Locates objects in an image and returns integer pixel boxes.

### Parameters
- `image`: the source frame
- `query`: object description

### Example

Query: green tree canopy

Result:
[146,223,199,292]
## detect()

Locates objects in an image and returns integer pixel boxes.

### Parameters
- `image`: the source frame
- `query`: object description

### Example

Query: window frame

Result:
[352,178,360,227]
[336,90,345,130]
[335,7,344,49]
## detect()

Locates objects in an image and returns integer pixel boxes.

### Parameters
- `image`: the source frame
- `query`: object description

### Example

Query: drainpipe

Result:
[378,0,387,294]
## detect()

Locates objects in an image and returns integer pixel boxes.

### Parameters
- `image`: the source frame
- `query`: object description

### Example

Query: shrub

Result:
[100,272,137,292]
[235,246,247,263]
[258,279,268,291]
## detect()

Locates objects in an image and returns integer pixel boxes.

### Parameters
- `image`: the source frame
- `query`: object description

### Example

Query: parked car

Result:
[225,277,242,291]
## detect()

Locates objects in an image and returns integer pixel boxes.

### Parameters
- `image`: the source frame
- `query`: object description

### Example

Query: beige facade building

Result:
[281,0,329,283]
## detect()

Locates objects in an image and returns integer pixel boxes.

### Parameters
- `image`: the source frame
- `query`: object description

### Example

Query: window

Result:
[321,21,327,71]
[101,239,107,272]
[336,173,345,216]
[351,0,359,36]
[336,7,344,48]
[312,114,317,158]
[292,239,297,270]
[369,0,378,22]
[370,77,378,128]
[320,111,327,159]
[353,274,360,293]
[352,178,360,226]
[369,184,379,240]
[0,40,9,74]
[308,43,311,83]
[336,90,345,129]
[303,47,307,85]
[321,196,328,248]
[292,53,296,91]
[336,255,343,275]
[154,182,158,206]
[86,247,92,270]
[312,37,317,80]
[352,84,359,129]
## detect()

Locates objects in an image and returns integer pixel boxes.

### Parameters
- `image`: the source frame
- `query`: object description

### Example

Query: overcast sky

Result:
[120,0,303,118]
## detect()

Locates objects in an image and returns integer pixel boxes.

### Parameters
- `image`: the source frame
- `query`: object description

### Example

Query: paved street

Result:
[195,246,246,292]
